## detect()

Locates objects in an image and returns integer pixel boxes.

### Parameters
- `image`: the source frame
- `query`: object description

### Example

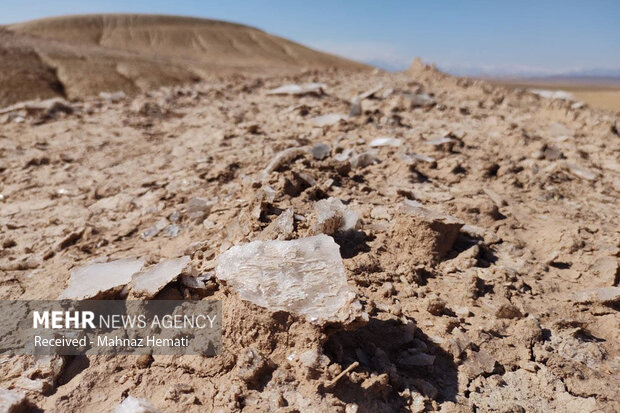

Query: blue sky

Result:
[2,1,619,75]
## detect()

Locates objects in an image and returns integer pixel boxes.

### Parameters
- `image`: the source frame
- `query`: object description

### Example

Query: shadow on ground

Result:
[324,317,458,412]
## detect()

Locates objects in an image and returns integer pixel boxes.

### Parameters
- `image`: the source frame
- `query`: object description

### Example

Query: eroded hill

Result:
[0,14,369,106]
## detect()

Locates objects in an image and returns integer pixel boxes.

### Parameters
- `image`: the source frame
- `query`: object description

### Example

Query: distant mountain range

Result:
[435,65,620,82]
[356,58,620,83]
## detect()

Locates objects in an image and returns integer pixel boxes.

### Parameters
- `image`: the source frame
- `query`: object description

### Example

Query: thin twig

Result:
[324,361,359,389]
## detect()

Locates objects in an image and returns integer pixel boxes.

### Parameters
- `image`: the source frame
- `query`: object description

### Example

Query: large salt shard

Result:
[59,258,144,299]
[131,256,191,298]
[216,235,361,324]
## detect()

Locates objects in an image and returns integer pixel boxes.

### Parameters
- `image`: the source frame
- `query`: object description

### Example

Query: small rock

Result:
[349,96,362,117]
[258,208,294,240]
[461,224,501,244]
[455,306,471,318]
[234,347,269,386]
[380,282,396,297]
[345,403,359,413]
[134,101,164,117]
[495,303,523,319]
[141,218,169,240]
[135,354,153,369]
[462,349,497,379]
[186,197,213,222]
[299,348,330,370]
[427,297,447,316]
[350,151,379,168]
[310,143,331,160]
[543,145,563,161]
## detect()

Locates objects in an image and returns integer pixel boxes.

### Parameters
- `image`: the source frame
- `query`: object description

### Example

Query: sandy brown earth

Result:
[0,14,369,107]
[0,59,619,412]
[487,79,620,112]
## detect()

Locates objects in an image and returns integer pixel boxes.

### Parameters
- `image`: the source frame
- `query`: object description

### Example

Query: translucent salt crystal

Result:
[349,96,362,117]
[266,83,326,96]
[181,272,213,290]
[131,256,191,298]
[310,113,348,127]
[99,91,127,103]
[565,162,597,181]
[334,148,354,162]
[400,153,435,164]
[112,396,160,413]
[59,258,144,299]
[262,147,308,177]
[164,224,180,237]
[369,136,403,147]
[425,136,454,146]
[313,197,360,235]
[216,235,361,324]
[141,218,169,239]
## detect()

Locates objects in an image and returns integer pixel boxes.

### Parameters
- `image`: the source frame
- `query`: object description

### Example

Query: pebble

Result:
[310,143,331,160]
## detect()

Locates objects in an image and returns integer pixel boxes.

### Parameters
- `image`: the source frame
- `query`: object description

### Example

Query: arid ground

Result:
[0,14,619,413]
[487,78,620,112]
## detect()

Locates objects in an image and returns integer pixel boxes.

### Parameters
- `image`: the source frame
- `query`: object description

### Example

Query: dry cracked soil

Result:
[0,60,619,412]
